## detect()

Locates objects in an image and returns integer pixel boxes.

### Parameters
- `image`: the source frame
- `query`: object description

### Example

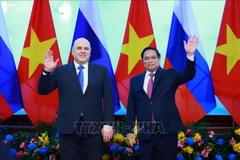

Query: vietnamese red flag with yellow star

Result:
[115,0,156,108]
[18,0,62,124]
[211,0,240,125]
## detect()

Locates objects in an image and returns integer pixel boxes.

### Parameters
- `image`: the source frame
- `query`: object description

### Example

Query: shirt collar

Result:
[74,61,89,71]
[145,70,156,77]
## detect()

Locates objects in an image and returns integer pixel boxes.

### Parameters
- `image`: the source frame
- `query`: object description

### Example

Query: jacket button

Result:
[150,101,152,104]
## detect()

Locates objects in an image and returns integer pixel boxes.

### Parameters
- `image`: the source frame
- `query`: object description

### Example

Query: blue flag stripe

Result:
[0,19,23,113]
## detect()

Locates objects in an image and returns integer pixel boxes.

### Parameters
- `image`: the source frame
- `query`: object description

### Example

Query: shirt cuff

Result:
[42,69,51,75]
[187,55,194,61]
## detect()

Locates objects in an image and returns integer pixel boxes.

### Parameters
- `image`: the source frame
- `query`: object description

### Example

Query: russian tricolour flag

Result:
[164,0,216,123]
[0,3,23,120]
[68,0,120,113]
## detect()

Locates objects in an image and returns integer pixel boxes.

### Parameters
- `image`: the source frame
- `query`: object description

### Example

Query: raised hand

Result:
[44,50,59,72]
[184,35,199,56]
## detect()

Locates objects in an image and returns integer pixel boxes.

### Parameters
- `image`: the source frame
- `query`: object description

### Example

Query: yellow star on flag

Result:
[22,27,56,78]
[216,24,240,74]
[122,24,154,74]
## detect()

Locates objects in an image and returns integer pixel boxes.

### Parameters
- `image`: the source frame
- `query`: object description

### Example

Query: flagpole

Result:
[232,101,235,131]
[231,101,236,131]
[232,119,235,131]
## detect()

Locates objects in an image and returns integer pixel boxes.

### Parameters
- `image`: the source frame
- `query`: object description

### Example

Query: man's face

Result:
[142,49,160,72]
[72,39,91,65]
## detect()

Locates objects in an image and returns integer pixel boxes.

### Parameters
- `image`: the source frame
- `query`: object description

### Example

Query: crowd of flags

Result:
[0,0,239,126]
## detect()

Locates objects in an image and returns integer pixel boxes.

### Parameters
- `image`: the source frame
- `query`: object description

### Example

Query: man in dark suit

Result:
[37,38,114,160]
[126,36,199,160]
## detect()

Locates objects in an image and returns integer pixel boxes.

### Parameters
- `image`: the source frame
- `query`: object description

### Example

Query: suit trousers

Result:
[59,117,104,160]
[139,130,178,160]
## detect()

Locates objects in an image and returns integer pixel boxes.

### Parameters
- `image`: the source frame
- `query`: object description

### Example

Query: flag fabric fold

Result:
[115,0,156,108]
[68,0,120,113]
[211,0,240,125]
[164,0,216,123]
[18,0,62,124]
[0,3,23,120]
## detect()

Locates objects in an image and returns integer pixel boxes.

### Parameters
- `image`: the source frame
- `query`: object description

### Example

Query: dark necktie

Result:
[147,72,155,123]
[147,72,154,98]
[78,66,84,92]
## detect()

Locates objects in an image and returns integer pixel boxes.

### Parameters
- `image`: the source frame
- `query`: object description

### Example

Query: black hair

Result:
[141,47,161,59]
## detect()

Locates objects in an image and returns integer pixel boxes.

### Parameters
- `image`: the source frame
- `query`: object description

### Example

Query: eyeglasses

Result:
[143,56,158,61]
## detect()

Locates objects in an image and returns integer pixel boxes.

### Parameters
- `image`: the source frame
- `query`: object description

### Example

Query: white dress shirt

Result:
[143,70,156,93]
[74,61,88,94]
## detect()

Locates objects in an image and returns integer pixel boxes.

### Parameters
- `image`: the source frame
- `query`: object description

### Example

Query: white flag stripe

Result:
[0,2,11,50]
[79,0,107,50]
[174,0,205,59]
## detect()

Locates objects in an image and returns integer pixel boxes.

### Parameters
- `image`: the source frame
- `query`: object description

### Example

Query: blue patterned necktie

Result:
[78,66,84,92]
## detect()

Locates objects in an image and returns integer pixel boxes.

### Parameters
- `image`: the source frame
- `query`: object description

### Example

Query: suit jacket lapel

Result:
[152,67,163,99]
[83,63,93,96]
[139,72,149,99]
[67,62,83,97]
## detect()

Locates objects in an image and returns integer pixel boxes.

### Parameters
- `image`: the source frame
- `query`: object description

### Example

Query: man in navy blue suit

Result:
[38,38,114,160]
[126,36,199,160]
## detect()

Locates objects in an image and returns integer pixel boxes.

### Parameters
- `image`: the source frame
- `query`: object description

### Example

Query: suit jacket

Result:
[37,62,114,134]
[126,59,196,140]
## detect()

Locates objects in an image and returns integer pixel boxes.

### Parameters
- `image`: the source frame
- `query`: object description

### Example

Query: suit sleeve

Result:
[37,68,58,95]
[102,67,114,122]
[125,78,136,134]
[171,58,196,86]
